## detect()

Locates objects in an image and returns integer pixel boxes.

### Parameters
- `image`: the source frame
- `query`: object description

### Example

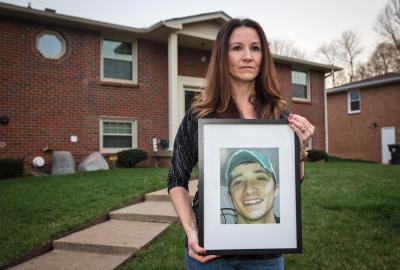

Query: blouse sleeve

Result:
[167,110,198,192]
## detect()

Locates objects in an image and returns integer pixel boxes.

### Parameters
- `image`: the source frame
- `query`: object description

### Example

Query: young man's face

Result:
[229,162,276,224]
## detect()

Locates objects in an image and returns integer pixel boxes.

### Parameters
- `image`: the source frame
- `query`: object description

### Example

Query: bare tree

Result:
[370,42,399,73]
[355,42,400,80]
[375,0,400,54]
[355,63,373,80]
[337,30,363,83]
[317,40,340,87]
[270,39,307,59]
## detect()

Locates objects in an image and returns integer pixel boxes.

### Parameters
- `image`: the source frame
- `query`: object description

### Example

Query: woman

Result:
[168,18,314,269]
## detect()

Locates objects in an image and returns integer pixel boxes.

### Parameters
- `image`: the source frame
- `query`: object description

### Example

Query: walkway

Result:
[10,181,198,270]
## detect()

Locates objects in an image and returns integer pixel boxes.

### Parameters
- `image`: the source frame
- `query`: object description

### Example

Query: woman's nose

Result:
[242,47,253,61]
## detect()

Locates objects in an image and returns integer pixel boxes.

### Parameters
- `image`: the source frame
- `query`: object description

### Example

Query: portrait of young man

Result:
[220,148,280,224]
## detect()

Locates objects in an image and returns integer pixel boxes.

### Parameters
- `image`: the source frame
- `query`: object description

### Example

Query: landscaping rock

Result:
[78,151,109,172]
[52,151,76,175]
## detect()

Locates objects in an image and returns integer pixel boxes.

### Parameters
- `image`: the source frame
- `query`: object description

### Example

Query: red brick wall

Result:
[0,17,169,171]
[327,83,400,162]
[178,46,210,77]
[276,64,326,150]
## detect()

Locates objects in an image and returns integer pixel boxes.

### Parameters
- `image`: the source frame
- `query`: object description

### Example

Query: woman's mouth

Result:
[243,198,263,205]
[240,66,255,70]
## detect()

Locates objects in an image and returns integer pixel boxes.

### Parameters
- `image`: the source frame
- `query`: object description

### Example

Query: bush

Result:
[0,158,24,180]
[159,139,169,149]
[307,149,329,162]
[117,149,148,168]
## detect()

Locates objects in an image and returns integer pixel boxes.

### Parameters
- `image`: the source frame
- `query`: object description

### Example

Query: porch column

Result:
[168,33,178,150]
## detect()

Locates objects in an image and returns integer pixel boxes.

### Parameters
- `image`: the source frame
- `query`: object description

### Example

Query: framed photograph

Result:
[198,119,301,255]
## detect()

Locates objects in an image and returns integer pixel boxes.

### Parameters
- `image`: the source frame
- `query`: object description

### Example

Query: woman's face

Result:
[228,26,262,84]
[229,162,276,224]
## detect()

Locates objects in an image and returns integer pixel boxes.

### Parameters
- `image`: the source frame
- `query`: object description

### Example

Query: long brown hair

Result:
[191,18,286,119]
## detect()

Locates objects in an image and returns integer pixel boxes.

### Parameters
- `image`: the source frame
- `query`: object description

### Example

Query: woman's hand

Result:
[187,229,219,263]
[288,114,315,148]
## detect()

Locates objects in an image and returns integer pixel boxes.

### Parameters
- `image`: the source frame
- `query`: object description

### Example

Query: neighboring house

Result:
[0,2,339,172]
[327,73,400,163]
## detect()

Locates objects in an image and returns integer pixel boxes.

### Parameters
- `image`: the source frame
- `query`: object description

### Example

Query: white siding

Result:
[179,21,221,40]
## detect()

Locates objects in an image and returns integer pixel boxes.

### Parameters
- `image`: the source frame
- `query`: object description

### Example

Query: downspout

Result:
[324,69,335,153]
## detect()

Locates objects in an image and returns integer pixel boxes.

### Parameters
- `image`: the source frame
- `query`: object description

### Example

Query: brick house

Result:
[327,73,400,163]
[0,2,339,172]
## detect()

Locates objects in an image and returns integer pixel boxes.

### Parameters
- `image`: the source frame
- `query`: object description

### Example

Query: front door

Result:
[381,127,395,164]
[184,88,201,112]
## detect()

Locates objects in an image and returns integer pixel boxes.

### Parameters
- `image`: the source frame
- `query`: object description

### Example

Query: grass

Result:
[0,167,169,266]
[122,161,400,270]
[122,223,186,270]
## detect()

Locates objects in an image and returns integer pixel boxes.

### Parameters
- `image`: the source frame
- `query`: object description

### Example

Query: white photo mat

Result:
[199,119,301,255]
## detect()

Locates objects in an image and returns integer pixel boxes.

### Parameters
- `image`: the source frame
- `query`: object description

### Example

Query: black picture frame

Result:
[198,119,302,255]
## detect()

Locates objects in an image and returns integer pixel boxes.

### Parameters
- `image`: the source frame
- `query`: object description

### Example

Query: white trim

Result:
[381,127,396,164]
[168,33,179,150]
[178,29,217,41]
[327,76,400,94]
[347,89,361,114]
[291,70,311,102]
[99,117,137,154]
[36,30,66,59]
[177,75,205,122]
[100,36,138,84]
[164,13,231,29]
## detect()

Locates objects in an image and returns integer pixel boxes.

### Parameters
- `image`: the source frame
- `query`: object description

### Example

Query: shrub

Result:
[307,149,329,162]
[0,158,24,180]
[159,139,169,149]
[117,149,148,168]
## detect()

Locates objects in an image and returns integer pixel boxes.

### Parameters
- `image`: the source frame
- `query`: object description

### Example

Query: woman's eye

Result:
[232,46,241,51]
[251,46,261,51]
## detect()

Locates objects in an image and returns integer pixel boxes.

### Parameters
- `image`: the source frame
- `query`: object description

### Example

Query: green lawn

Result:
[1,162,399,269]
[122,162,400,270]
[0,167,169,266]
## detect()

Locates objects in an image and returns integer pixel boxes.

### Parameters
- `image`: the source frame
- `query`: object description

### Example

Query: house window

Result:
[348,90,360,113]
[102,39,137,83]
[36,31,66,59]
[291,71,310,101]
[100,119,137,153]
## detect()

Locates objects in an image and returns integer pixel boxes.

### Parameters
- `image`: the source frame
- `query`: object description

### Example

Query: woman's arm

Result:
[167,110,218,263]
[169,187,218,263]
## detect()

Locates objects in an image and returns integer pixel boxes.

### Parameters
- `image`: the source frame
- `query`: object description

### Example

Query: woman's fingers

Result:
[189,240,206,255]
[288,114,314,145]
[188,243,219,263]
[288,115,306,132]
[187,231,219,263]
[189,249,219,263]
[289,122,306,142]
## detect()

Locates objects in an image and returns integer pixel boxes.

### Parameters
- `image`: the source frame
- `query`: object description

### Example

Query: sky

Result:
[1,0,389,64]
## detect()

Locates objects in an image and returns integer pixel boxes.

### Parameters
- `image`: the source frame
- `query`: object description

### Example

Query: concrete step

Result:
[110,200,178,224]
[53,220,169,255]
[145,180,198,202]
[8,249,129,270]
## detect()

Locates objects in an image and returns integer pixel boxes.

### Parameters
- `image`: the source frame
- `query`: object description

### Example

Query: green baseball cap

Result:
[224,149,277,187]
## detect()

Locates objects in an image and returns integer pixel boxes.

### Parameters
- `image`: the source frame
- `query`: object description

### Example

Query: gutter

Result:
[327,76,400,94]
